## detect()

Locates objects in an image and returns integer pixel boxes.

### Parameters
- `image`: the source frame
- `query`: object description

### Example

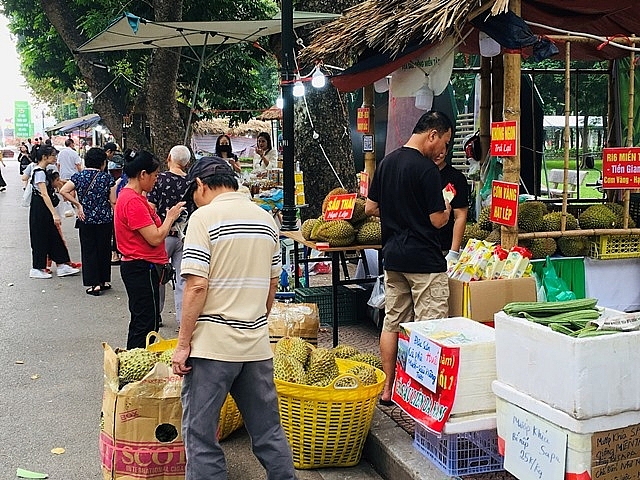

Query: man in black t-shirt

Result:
[365,110,453,405]
[436,157,469,264]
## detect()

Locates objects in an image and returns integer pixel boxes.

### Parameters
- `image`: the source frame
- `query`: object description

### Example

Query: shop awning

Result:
[75,11,340,53]
[46,114,101,134]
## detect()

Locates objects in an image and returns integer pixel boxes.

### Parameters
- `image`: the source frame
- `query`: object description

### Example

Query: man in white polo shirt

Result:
[172,157,297,480]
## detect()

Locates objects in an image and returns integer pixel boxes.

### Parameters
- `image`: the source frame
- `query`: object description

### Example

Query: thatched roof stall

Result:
[302,0,640,248]
[256,106,282,121]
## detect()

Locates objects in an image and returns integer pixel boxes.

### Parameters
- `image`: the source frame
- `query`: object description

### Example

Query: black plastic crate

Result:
[294,286,358,326]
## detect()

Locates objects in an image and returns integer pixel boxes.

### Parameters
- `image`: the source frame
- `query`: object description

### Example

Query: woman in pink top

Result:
[114,149,185,349]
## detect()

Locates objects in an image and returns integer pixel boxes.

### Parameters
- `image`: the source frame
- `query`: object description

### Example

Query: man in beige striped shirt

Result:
[172,157,297,480]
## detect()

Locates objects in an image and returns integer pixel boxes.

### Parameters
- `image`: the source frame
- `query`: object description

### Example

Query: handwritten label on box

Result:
[590,424,640,480]
[406,331,441,393]
[503,402,567,480]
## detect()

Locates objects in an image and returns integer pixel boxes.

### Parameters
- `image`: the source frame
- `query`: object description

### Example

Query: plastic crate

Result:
[294,286,357,325]
[413,424,504,476]
[589,235,640,259]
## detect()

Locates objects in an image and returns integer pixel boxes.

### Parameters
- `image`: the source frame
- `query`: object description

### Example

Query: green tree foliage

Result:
[1,0,280,156]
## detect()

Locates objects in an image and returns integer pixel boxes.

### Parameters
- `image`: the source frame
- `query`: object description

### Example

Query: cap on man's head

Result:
[183,156,234,200]
[103,142,118,152]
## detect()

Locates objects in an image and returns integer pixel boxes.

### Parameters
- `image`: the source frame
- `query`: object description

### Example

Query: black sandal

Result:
[101,283,112,291]
[86,286,101,296]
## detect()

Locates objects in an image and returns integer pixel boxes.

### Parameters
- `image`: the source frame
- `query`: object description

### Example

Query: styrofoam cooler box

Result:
[494,309,640,419]
[493,380,640,480]
[401,317,496,417]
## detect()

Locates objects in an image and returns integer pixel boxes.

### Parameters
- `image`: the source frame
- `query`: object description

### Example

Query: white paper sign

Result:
[503,402,568,480]
[406,331,441,393]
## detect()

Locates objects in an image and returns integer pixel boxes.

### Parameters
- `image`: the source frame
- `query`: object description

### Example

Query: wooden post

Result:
[479,56,492,162]
[362,84,376,184]
[623,39,635,228]
[501,0,521,250]
[561,41,571,231]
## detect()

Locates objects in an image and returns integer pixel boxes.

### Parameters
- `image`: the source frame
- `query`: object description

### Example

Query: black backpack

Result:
[32,168,60,207]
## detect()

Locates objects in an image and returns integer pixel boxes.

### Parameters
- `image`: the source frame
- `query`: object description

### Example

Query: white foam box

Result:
[494,309,640,419]
[494,380,640,480]
[401,317,496,417]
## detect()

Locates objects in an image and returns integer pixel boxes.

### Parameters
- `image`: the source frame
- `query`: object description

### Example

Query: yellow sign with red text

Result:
[323,193,358,221]
[490,180,519,227]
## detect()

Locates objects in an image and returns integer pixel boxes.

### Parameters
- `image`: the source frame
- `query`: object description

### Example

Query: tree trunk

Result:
[40,0,126,143]
[146,0,186,165]
[291,0,360,220]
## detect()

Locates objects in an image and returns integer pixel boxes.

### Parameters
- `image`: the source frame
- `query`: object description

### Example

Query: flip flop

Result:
[86,286,101,296]
[379,399,394,407]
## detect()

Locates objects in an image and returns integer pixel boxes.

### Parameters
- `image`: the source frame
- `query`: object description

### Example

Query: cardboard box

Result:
[100,343,185,480]
[448,276,537,323]
[495,310,640,419]
[494,381,640,480]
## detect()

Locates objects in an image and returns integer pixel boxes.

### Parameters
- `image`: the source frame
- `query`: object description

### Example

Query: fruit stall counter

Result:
[280,230,381,347]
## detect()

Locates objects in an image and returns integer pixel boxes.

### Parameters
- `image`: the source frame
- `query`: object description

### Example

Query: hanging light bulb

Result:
[414,85,434,110]
[275,93,284,109]
[292,77,305,97]
[311,65,326,89]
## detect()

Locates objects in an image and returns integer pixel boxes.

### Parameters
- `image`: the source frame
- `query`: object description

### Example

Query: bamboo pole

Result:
[561,41,571,232]
[519,228,640,240]
[501,0,521,250]
[623,38,635,228]
[479,56,491,162]
[362,84,376,184]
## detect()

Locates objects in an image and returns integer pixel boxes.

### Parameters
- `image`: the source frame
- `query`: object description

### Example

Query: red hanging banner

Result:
[356,107,370,133]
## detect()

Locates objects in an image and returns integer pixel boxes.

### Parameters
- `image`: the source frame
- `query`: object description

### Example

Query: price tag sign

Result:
[602,147,640,189]
[503,402,567,480]
[491,120,517,157]
[357,107,370,133]
[359,171,369,197]
[406,331,441,393]
[323,193,357,221]
[490,180,519,227]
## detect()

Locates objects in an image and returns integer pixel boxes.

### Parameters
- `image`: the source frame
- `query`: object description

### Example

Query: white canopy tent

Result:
[75,11,339,142]
[76,11,339,53]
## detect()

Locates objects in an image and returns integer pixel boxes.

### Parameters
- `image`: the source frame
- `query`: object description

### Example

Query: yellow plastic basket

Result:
[275,358,385,469]
[589,235,640,260]
[145,332,244,441]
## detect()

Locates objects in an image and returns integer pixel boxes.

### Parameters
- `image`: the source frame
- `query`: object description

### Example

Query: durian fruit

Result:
[518,201,547,232]
[274,337,310,366]
[322,187,349,213]
[348,364,378,386]
[579,204,617,230]
[117,348,159,384]
[301,218,318,240]
[158,348,174,366]
[273,354,306,384]
[333,376,358,388]
[348,352,383,370]
[462,223,490,247]
[477,206,493,231]
[557,235,591,257]
[312,220,356,247]
[333,344,360,359]
[309,216,327,241]
[356,220,381,245]
[542,211,578,231]
[350,197,368,225]
[603,203,637,228]
[305,348,340,386]
[529,237,557,259]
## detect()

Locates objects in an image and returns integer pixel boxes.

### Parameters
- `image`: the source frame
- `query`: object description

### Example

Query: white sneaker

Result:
[30,268,52,279]
[56,264,80,277]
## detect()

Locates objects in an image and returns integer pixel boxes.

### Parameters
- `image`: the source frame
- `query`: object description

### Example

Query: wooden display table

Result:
[280,230,381,346]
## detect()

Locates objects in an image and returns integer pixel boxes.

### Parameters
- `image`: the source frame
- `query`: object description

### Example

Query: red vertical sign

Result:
[356,107,370,133]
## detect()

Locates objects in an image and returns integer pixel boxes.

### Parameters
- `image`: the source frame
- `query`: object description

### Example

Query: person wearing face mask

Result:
[215,134,241,174]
